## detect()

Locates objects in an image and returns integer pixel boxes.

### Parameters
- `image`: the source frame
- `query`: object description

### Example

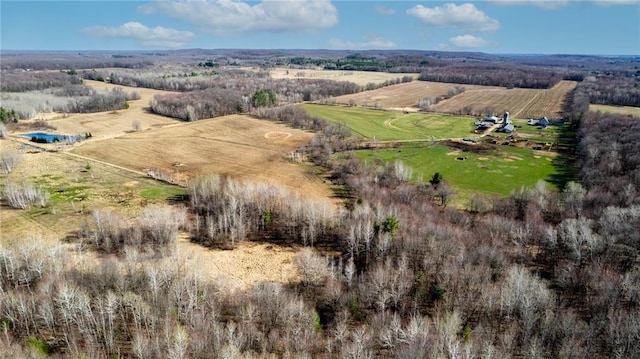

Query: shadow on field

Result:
[547,125,578,190]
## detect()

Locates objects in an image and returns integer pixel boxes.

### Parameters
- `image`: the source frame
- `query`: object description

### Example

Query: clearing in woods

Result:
[352,142,558,205]
[589,104,640,117]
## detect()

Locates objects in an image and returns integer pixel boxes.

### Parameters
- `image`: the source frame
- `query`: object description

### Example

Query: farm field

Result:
[329,80,498,110]
[353,142,558,201]
[432,80,577,120]
[263,66,420,86]
[301,103,476,141]
[70,114,334,199]
[590,104,640,117]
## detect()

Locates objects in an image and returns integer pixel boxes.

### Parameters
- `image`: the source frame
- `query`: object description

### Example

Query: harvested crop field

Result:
[432,80,577,119]
[71,114,333,199]
[330,81,497,110]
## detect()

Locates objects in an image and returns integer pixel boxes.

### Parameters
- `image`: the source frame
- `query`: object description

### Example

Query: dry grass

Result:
[329,81,497,110]
[432,80,577,119]
[174,236,300,290]
[70,114,333,199]
[589,104,640,117]
[243,66,420,86]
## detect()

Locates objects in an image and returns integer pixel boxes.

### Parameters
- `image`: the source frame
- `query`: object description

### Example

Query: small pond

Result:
[24,132,80,144]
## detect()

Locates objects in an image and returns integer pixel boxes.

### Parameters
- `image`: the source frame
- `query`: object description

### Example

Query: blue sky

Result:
[1,1,638,55]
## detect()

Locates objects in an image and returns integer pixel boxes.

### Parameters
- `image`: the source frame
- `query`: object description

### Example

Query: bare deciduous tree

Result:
[2,180,49,209]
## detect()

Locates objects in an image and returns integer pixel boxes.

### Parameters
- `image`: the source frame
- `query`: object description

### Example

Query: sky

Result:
[1,0,639,55]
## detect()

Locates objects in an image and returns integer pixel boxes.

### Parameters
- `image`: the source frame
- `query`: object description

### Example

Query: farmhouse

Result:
[528,116,551,129]
[475,115,502,132]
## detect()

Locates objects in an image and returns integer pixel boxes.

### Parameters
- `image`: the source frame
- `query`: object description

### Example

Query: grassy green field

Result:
[302,104,476,140]
[302,103,565,204]
[353,142,558,200]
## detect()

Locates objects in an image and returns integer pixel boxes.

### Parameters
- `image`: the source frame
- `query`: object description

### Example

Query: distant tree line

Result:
[1,71,83,92]
[147,72,366,121]
[575,75,640,107]
[1,71,140,118]
[417,64,573,89]
[150,88,245,121]
[95,68,361,98]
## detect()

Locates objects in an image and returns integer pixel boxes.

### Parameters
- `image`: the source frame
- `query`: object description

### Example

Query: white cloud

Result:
[407,3,500,32]
[81,22,195,48]
[328,36,396,50]
[488,0,569,9]
[449,34,489,48]
[375,5,396,15]
[139,0,338,35]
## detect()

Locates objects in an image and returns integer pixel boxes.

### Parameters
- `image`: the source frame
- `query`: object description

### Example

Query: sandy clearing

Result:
[173,237,300,290]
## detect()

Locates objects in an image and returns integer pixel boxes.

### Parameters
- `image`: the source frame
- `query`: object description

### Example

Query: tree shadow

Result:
[547,124,578,190]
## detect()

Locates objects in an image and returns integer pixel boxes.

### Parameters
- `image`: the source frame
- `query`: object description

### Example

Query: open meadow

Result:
[70,114,333,198]
[301,103,476,141]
